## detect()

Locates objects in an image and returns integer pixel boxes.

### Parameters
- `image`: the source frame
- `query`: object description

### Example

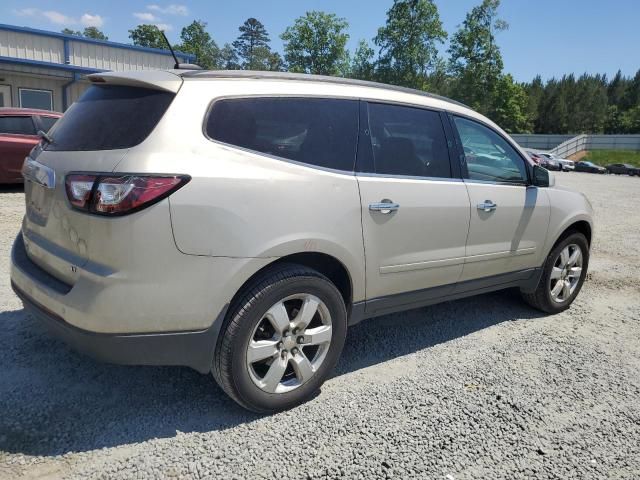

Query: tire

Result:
[521,231,589,314]
[212,263,347,413]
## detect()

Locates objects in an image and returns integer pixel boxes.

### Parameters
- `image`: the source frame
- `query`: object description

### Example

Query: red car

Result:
[0,108,62,184]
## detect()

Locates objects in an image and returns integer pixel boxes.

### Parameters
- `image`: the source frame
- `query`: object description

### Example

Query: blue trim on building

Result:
[0,55,105,74]
[0,23,196,63]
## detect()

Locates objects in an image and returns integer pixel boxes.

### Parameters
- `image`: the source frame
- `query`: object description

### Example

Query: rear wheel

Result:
[521,232,589,313]
[212,264,347,413]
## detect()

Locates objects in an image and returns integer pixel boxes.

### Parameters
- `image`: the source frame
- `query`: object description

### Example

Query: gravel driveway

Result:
[1,173,639,480]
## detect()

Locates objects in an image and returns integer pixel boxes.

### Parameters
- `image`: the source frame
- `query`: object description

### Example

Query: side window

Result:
[367,102,451,178]
[0,116,36,135]
[453,116,528,184]
[39,116,58,132]
[206,97,359,171]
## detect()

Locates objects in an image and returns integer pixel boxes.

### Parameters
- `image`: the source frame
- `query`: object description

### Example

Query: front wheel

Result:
[521,232,589,313]
[212,264,347,413]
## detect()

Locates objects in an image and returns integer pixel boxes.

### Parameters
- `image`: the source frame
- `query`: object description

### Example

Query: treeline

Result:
[65,0,640,134]
[526,72,640,134]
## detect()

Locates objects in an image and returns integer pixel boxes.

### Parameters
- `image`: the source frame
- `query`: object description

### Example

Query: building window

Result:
[19,88,53,111]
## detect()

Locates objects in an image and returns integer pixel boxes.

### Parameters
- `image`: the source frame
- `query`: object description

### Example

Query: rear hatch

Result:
[22,71,181,285]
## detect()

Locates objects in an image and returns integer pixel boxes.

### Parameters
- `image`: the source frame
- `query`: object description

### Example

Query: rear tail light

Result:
[65,174,190,216]
[65,174,96,209]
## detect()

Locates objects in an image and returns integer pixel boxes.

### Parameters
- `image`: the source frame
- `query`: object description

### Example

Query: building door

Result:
[0,85,11,107]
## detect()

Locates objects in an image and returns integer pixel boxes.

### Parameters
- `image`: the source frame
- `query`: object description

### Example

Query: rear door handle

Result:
[369,200,400,214]
[477,200,497,212]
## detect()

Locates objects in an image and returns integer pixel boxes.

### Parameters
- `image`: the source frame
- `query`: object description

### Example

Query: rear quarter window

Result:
[205,97,359,172]
[0,116,36,135]
[46,85,175,151]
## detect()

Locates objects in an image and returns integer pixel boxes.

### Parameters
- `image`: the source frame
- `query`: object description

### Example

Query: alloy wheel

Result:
[246,294,332,394]
[549,243,583,303]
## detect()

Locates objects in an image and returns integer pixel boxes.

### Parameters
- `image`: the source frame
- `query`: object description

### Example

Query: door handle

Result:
[477,200,497,212]
[369,200,400,214]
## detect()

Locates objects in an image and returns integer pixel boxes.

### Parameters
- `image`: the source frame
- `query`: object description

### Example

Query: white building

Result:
[0,23,195,112]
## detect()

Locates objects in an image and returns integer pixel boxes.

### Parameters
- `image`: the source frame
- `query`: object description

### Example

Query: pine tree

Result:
[232,18,271,70]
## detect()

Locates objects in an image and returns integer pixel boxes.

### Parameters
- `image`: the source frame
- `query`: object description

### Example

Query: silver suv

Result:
[11,71,593,412]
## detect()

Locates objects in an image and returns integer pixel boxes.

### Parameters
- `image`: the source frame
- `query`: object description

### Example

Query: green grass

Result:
[583,150,640,167]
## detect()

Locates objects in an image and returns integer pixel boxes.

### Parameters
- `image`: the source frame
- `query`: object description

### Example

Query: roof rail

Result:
[180,70,468,108]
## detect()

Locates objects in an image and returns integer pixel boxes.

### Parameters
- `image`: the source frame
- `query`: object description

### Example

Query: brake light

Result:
[65,174,189,216]
[65,174,96,209]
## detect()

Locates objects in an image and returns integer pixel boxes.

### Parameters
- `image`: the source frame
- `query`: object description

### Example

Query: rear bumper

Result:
[12,282,223,373]
[10,233,228,373]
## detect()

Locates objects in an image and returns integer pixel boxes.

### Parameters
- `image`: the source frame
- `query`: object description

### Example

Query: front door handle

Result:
[369,200,400,214]
[477,200,497,212]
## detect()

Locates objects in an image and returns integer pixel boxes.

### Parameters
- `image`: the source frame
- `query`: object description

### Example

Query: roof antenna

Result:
[160,31,202,70]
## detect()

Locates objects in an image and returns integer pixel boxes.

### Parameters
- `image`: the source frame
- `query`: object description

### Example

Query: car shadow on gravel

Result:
[0,290,545,456]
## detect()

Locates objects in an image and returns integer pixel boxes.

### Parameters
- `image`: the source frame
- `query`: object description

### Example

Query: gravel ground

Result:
[1,172,639,480]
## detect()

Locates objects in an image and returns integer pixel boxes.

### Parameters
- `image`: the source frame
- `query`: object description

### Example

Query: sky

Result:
[3,0,639,82]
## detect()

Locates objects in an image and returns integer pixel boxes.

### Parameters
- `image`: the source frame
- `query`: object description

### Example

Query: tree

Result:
[174,20,220,69]
[281,11,349,75]
[350,40,376,81]
[233,18,272,69]
[621,70,640,110]
[607,70,627,107]
[266,51,286,72]
[489,74,531,133]
[62,27,108,40]
[537,78,569,133]
[61,28,82,36]
[82,27,108,40]
[129,24,166,49]
[252,47,286,71]
[571,73,608,133]
[621,106,640,133]
[219,43,241,70]
[525,75,544,131]
[374,0,447,89]
[447,0,507,114]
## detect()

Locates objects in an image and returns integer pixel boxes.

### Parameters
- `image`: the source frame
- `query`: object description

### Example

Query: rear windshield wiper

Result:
[37,130,54,145]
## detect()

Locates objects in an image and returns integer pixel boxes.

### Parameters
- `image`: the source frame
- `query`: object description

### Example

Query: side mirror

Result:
[532,165,554,187]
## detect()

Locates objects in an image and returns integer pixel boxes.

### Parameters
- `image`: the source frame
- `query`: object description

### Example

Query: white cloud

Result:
[43,11,76,25]
[14,8,105,28]
[147,4,188,16]
[152,23,173,31]
[14,8,38,16]
[18,9,77,25]
[81,13,104,28]
[133,12,159,22]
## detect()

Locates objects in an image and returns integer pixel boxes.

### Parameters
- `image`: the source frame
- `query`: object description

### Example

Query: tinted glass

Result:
[39,116,58,132]
[367,103,450,178]
[454,116,528,183]
[46,85,175,151]
[206,97,358,171]
[20,89,52,110]
[0,116,36,135]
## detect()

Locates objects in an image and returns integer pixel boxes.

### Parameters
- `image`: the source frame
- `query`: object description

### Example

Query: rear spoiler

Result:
[86,70,183,93]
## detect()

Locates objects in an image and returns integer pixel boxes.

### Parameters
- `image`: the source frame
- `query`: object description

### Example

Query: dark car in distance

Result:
[0,107,62,183]
[575,161,606,174]
[606,163,639,176]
